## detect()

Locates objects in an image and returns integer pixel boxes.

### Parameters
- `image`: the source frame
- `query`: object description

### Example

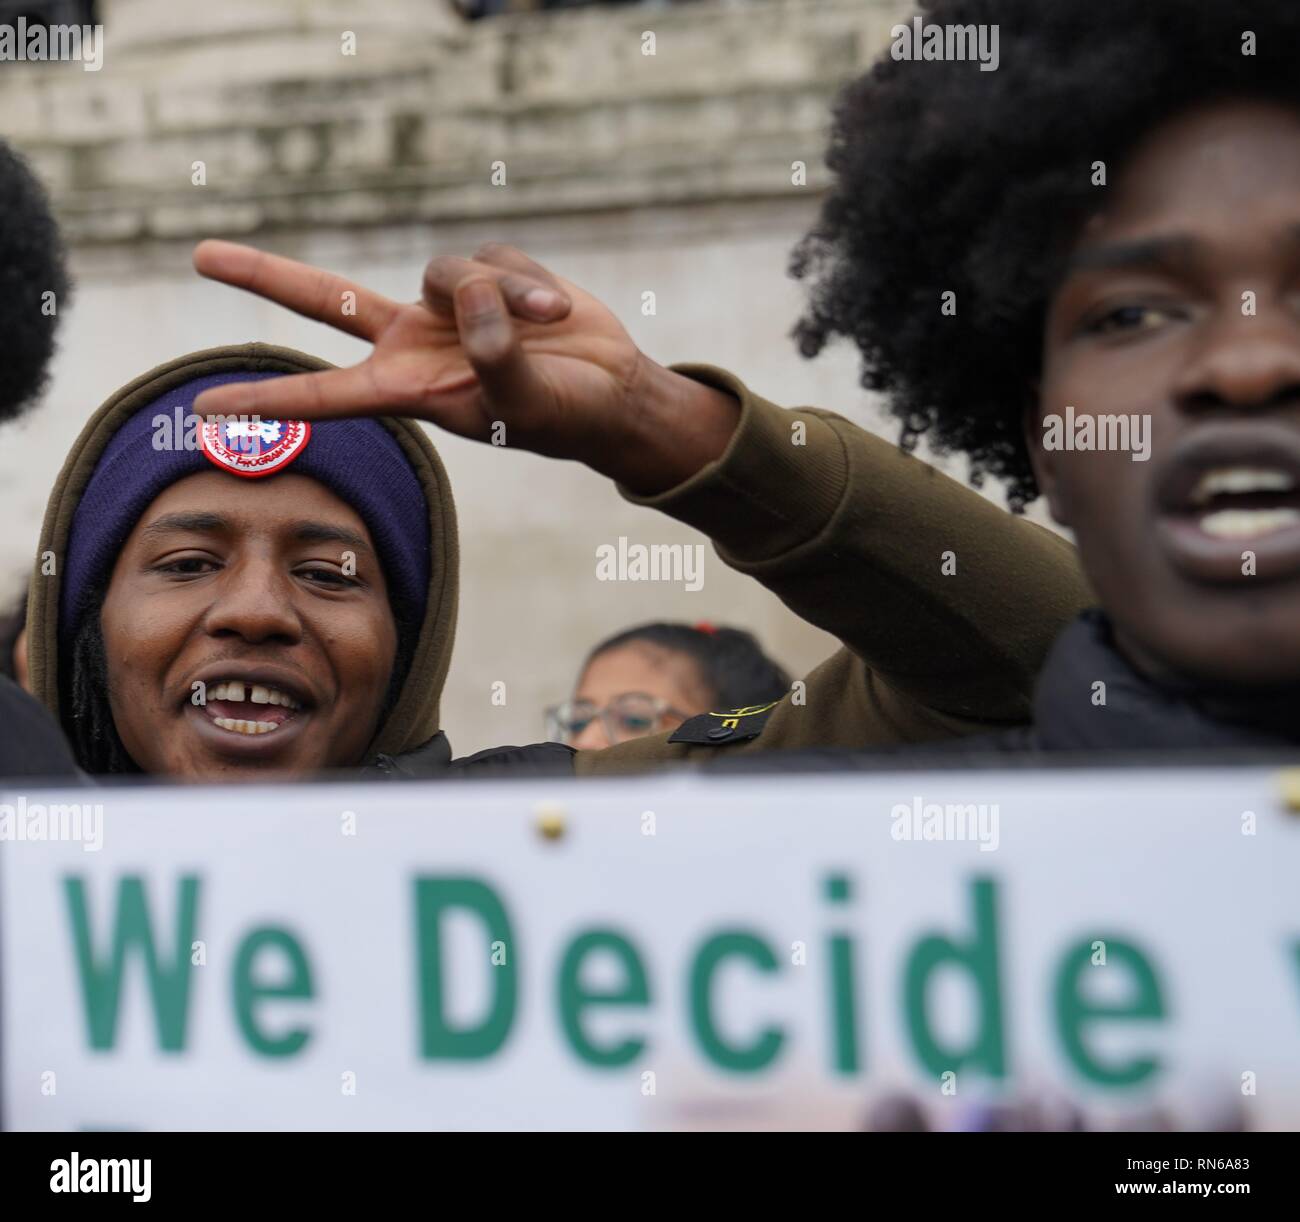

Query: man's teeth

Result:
[1189,467,1296,505]
[1187,467,1300,537]
[1200,507,1300,539]
[211,717,281,735]
[207,680,302,709]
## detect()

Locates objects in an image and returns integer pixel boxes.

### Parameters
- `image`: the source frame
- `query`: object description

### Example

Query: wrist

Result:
[602,355,742,495]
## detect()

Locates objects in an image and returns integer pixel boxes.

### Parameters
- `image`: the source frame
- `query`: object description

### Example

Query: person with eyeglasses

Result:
[546,621,789,749]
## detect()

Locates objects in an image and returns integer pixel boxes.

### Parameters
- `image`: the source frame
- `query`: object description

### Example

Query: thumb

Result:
[453,277,554,439]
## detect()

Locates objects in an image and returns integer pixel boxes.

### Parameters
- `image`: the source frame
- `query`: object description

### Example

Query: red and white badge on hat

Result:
[199,417,311,478]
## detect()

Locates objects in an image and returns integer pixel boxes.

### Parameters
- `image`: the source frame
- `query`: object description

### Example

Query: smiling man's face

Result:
[100,471,398,779]
[1034,99,1300,687]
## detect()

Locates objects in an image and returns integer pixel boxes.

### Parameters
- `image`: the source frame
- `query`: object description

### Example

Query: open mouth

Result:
[1156,424,1300,582]
[182,670,315,756]
[203,679,305,736]
[1185,466,1300,539]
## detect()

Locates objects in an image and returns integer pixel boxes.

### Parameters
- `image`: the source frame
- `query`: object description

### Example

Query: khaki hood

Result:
[27,342,458,764]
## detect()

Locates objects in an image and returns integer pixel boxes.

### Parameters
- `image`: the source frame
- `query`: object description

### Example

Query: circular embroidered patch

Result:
[199,417,311,479]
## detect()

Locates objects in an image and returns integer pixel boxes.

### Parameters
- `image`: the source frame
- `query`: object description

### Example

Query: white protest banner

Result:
[2,766,1297,1131]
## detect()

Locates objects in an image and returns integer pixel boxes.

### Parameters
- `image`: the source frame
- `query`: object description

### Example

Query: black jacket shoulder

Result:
[0,676,83,782]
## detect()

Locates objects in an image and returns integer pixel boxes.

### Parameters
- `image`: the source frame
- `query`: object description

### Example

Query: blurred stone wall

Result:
[10,0,907,239]
[0,0,990,757]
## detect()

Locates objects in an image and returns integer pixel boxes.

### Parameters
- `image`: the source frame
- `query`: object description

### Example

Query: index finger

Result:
[192,364,394,421]
[193,240,402,342]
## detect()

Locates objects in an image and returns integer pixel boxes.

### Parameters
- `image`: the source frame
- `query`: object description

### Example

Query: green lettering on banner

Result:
[825,874,861,1074]
[1054,936,1165,1086]
[689,931,784,1072]
[63,875,199,1052]
[557,929,650,1067]
[414,877,516,1059]
[232,927,315,1057]
[904,878,1006,1079]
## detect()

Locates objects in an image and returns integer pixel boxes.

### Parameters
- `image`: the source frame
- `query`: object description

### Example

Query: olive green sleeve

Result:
[575,363,1092,778]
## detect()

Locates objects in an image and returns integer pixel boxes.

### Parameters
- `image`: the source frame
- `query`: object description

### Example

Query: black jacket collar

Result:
[1033,610,1300,751]
[366,731,575,779]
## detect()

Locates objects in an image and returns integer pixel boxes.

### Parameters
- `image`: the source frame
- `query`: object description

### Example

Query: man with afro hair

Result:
[780,0,1300,754]
[0,138,81,778]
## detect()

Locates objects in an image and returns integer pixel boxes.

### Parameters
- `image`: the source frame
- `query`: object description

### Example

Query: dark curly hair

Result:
[586,621,790,710]
[0,138,68,423]
[789,0,1300,508]
[64,582,140,776]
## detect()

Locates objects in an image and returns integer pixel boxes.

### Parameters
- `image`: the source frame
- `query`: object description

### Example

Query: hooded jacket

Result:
[26,342,572,779]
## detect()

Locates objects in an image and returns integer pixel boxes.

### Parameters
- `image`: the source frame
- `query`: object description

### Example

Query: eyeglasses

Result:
[545,692,688,746]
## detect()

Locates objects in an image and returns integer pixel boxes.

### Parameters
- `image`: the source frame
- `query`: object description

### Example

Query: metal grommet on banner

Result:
[535,802,566,841]
[1276,769,1300,814]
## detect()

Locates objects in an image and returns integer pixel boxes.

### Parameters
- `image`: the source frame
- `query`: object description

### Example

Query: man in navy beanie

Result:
[0,138,80,781]
[25,342,573,780]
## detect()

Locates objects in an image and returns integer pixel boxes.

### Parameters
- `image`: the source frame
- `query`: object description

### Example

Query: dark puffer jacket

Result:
[708,611,1300,772]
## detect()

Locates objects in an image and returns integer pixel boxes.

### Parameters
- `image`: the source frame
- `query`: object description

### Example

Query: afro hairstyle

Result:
[788,0,1300,508]
[0,138,68,424]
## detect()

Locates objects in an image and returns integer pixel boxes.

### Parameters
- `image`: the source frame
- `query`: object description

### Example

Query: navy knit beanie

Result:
[60,371,431,643]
